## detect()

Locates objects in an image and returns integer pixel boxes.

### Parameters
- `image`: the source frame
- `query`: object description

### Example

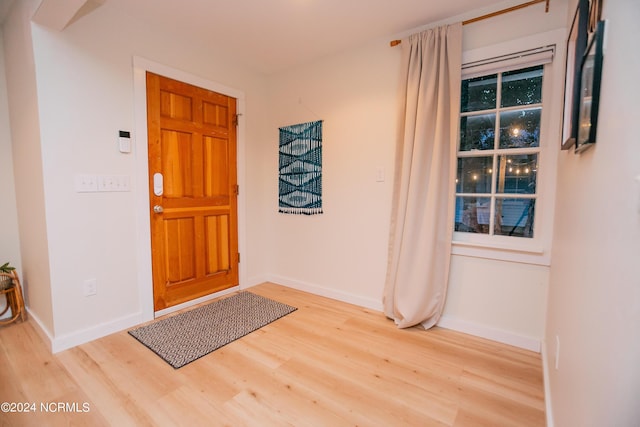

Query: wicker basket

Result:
[0,274,13,291]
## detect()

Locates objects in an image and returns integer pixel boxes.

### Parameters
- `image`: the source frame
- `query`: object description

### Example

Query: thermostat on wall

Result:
[119,130,131,153]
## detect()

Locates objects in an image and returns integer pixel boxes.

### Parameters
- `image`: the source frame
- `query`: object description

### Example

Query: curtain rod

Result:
[389,0,550,47]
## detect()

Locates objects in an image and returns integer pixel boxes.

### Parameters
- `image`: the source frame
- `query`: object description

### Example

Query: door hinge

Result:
[237,253,240,263]
[233,113,242,126]
[233,184,239,196]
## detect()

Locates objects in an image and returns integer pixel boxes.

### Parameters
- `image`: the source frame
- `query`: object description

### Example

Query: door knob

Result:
[153,205,164,214]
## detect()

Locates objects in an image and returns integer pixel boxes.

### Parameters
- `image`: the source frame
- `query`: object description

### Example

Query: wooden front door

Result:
[146,72,239,311]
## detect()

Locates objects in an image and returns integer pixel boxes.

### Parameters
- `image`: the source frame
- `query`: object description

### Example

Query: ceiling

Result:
[105,0,511,74]
[0,0,527,74]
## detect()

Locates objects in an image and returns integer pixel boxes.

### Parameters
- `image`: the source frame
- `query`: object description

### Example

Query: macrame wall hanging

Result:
[278,120,323,215]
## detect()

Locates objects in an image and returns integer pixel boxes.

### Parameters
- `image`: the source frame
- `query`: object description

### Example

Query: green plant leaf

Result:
[0,262,16,272]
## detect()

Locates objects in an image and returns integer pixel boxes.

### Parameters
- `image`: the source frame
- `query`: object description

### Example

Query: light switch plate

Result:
[75,174,98,192]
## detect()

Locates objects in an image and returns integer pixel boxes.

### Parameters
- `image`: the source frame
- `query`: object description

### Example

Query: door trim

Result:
[133,56,247,321]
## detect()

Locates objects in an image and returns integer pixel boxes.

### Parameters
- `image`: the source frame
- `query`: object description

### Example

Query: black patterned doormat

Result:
[128,292,297,368]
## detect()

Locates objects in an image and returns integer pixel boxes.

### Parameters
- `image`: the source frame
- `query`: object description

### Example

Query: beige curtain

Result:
[383,23,462,329]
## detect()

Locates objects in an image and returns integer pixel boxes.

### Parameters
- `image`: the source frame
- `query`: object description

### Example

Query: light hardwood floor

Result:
[0,283,545,426]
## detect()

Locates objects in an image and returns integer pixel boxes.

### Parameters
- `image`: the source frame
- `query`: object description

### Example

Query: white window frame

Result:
[451,29,566,266]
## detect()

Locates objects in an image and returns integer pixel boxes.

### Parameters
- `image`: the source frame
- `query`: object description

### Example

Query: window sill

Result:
[451,240,550,266]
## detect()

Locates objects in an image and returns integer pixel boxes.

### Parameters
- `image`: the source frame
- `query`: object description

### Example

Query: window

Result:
[454,65,543,240]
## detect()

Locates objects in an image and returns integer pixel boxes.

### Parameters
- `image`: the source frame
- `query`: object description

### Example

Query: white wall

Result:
[0,31,22,274]
[265,0,568,348]
[442,255,549,350]
[2,0,54,333]
[265,40,400,309]
[3,0,270,349]
[0,29,22,320]
[545,0,640,425]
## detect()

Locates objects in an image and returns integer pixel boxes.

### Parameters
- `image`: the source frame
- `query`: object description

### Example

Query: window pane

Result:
[456,157,493,193]
[461,74,497,112]
[499,108,541,149]
[496,154,538,194]
[501,65,543,107]
[494,198,535,238]
[460,114,496,151]
[455,197,491,234]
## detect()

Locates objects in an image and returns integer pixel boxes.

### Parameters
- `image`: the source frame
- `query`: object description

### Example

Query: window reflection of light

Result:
[512,127,520,136]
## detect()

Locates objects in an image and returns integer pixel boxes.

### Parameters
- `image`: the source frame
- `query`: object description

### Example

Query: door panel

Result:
[147,72,238,311]
[204,136,229,197]
[205,214,231,273]
[163,217,196,282]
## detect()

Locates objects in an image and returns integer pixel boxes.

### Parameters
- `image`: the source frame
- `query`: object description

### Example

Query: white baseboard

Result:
[261,277,541,353]
[437,315,541,352]
[541,339,555,427]
[50,312,145,353]
[26,276,542,357]
[26,285,252,353]
[266,275,384,312]
[50,286,251,352]
[25,308,55,353]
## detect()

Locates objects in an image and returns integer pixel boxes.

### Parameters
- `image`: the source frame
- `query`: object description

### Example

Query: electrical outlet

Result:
[83,279,97,297]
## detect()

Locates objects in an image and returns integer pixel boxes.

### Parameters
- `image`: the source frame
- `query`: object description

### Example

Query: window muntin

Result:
[455,65,543,240]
